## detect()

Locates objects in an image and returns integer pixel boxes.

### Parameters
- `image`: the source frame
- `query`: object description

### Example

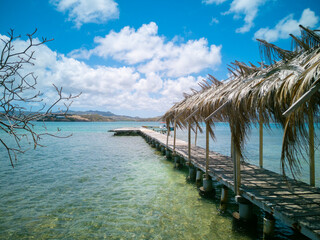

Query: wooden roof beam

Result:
[185,108,199,122]
[204,100,229,122]
[283,81,320,117]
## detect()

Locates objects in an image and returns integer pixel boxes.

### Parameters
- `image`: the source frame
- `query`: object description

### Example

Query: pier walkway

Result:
[111,127,320,240]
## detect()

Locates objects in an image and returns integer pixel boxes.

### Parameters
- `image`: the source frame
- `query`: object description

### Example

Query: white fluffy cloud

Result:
[136,38,221,77]
[90,22,163,64]
[72,22,222,78]
[161,76,202,103]
[226,0,266,33]
[254,8,319,42]
[50,0,119,28]
[2,29,213,116]
[204,0,266,33]
[133,72,163,93]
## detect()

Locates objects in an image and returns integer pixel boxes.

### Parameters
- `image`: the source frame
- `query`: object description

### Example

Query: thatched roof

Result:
[162,25,320,177]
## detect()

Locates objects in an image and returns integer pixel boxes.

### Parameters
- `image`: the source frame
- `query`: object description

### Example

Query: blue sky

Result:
[1,0,319,117]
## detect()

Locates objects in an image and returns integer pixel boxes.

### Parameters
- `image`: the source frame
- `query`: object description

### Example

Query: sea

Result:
[0,121,319,240]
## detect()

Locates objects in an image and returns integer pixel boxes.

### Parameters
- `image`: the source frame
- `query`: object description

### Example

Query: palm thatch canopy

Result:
[162,25,320,178]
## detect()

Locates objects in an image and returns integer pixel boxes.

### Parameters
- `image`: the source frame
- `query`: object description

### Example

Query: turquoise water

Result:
[0,122,317,239]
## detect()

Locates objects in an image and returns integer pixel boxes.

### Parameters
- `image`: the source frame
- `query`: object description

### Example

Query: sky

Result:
[0,0,319,117]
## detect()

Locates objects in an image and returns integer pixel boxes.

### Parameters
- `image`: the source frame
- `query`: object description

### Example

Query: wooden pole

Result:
[204,100,229,122]
[309,109,315,186]
[236,146,241,195]
[232,133,241,195]
[232,135,237,193]
[195,125,198,146]
[188,121,191,165]
[166,123,170,150]
[283,82,320,117]
[185,108,199,122]
[174,109,187,120]
[173,119,177,155]
[205,121,210,180]
[231,134,233,158]
[259,111,263,168]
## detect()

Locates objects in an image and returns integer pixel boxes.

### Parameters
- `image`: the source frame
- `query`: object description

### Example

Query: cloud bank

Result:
[71,22,222,77]
[4,22,222,116]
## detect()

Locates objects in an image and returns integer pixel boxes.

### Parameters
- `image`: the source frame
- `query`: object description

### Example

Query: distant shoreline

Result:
[38,114,159,122]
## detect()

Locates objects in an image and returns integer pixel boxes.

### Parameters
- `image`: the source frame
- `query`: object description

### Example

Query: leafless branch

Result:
[0,29,79,167]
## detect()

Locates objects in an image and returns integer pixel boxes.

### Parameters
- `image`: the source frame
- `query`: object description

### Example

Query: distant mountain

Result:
[68,110,117,117]
[0,110,160,122]
[40,110,161,122]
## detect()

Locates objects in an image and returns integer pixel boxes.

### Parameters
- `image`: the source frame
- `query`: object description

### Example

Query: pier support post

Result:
[220,185,229,211]
[179,157,185,166]
[166,150,171,159]
[205,121,210,180]
[263,212,275,237]
[188,121,191,166]
[166,122,170,152]
[196,169,202,186]
[199,174,215,198]
[232,134,241,196]
[173,119,177,155]
[235,196,253,221]
[194,125,198,146]
[156,142,160,150]
[202,174,213,192]
[188,166,196,181]
[174,155,181,169]
[259,110,263,168]
[160,146,165,155]
[308,109,315,186]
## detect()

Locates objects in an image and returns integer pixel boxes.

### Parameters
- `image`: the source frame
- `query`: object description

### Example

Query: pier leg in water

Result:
[160,146,165,155]
[233,196,254,221]
[199,174,215,198]
[187,165,196,182]
[219,185,229,212]
[196,169,202,187]
[179,157,185,166]
[174,155,182,169]
[155,143,160,150]
[263,212,275,237]
[165,149,171,159]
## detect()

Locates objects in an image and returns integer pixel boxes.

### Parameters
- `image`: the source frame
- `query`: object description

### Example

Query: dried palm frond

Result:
[290,34,309,52]
[257,39,296,65]
[300,25,320,49]
[280,51,320,177]
[208,74,223,87]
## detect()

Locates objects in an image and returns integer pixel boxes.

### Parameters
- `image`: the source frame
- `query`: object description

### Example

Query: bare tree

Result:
[0,29,81,167]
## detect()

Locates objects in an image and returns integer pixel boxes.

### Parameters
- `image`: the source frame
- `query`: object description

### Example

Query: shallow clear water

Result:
[0,122,317,239]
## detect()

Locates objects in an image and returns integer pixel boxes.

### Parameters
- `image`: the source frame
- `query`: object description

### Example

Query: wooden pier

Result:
[111,127,320,240]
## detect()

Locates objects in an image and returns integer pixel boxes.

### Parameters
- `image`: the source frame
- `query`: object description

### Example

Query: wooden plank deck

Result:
[110,127,320,240]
